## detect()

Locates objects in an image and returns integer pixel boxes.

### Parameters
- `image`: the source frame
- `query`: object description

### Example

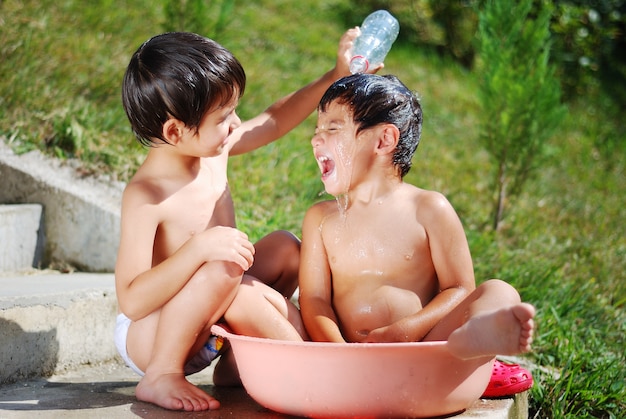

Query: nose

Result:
[311,131,322,148]
[230,112,242,132]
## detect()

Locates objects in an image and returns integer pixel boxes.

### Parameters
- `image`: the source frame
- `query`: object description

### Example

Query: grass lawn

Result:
[1,0,624,417]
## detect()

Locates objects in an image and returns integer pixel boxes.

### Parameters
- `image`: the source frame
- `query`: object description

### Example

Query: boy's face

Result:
[182,96,241,157]
[312,101,370,196]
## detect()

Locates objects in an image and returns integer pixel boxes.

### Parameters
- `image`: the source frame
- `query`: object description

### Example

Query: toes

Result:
[180,393,218,411]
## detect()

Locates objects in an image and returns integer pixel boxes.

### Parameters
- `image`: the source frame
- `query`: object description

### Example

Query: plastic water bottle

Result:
[349,10,400,74]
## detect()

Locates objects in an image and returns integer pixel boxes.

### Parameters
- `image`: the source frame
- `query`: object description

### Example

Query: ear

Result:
[162,118,186,144]
[375,124,399,156]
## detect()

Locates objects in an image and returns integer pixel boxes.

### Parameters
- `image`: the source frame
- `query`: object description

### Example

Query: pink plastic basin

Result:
[211,325,493,418]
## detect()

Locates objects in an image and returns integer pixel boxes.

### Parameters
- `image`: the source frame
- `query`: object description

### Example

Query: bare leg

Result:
[424,279,536,360]
[248,230,300,299]
[128,262,242,411]
[213,275,308,386]
[229,276,308,339]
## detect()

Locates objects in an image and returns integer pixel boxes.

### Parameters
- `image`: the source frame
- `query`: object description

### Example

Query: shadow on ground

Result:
[0,374,301,418]
[0,379,134,411]
[0,318,58,384]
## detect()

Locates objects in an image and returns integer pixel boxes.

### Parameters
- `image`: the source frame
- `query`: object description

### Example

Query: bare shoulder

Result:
[398,184,450,208]
[305,199,339,217]
[416,188,452,209]
[404,187,466,243]
[120,165,171,217]
[123,176,159,207]
[403,185,458,223]
[302,199,339,229]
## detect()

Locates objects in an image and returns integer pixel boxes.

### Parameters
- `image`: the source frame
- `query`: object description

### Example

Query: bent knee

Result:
[275,231,300,271]
[191,261,243,289]
[478,279,521,302]
[234,277,288,310]
[269,230,301,257]
[237,276,278,300]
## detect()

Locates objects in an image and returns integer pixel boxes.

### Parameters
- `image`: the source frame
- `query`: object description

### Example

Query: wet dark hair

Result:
[122,32,246,147]
[318,73,422,178]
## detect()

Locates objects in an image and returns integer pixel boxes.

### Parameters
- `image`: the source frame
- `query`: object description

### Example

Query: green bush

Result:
[551,0,626,103]
[475,0,566,230]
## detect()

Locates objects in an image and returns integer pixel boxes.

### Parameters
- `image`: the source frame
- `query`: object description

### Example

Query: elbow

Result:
[451,284,472,306]
[452,284,472,298]
[116,296,147,322]
[118,303,140,323]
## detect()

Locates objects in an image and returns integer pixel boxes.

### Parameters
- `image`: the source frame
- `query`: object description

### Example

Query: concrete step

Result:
[0,204,44,272]
[0,140,122,272]
[0,271,117,384]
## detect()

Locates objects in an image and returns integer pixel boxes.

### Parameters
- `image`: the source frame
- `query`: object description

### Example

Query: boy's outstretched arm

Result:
[298,203,346,343]
[230,28,368,156]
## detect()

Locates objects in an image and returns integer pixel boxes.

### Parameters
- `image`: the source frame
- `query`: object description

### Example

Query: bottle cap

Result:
[349,55,368,74]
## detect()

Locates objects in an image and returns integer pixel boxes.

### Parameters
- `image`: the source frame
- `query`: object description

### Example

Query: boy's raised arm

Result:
[229,28,361,156]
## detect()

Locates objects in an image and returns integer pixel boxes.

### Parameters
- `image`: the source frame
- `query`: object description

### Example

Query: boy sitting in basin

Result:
[299,73,535,362]
[115,30,363,412]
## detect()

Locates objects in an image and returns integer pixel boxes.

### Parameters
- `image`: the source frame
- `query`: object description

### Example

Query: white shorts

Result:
[114,313,224,376]
[114,313,145,376]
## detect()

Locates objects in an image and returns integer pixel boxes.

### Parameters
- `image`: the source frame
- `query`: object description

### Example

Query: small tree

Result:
[476,0,566,230]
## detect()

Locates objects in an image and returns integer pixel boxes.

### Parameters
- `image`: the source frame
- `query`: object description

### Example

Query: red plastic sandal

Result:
[482,359,534,398]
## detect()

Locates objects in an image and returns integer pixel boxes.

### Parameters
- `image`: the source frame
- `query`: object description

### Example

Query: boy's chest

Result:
[322,207,429,272]
[158,170,235,242]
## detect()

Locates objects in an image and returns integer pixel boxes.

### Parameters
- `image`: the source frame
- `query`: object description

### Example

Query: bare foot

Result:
[135,372,220,411]
[447,303,535,360]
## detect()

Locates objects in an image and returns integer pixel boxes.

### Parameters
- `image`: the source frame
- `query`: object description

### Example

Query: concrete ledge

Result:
[0,272,117,384]
[465,393,528,418]
[0,141,123,272]
[0,204,43,271]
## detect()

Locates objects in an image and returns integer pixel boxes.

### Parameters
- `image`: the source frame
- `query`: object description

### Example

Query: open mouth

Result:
[316,154,335,179]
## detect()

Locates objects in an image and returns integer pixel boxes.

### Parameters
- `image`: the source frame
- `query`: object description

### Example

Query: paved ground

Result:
[0,361,299,419]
